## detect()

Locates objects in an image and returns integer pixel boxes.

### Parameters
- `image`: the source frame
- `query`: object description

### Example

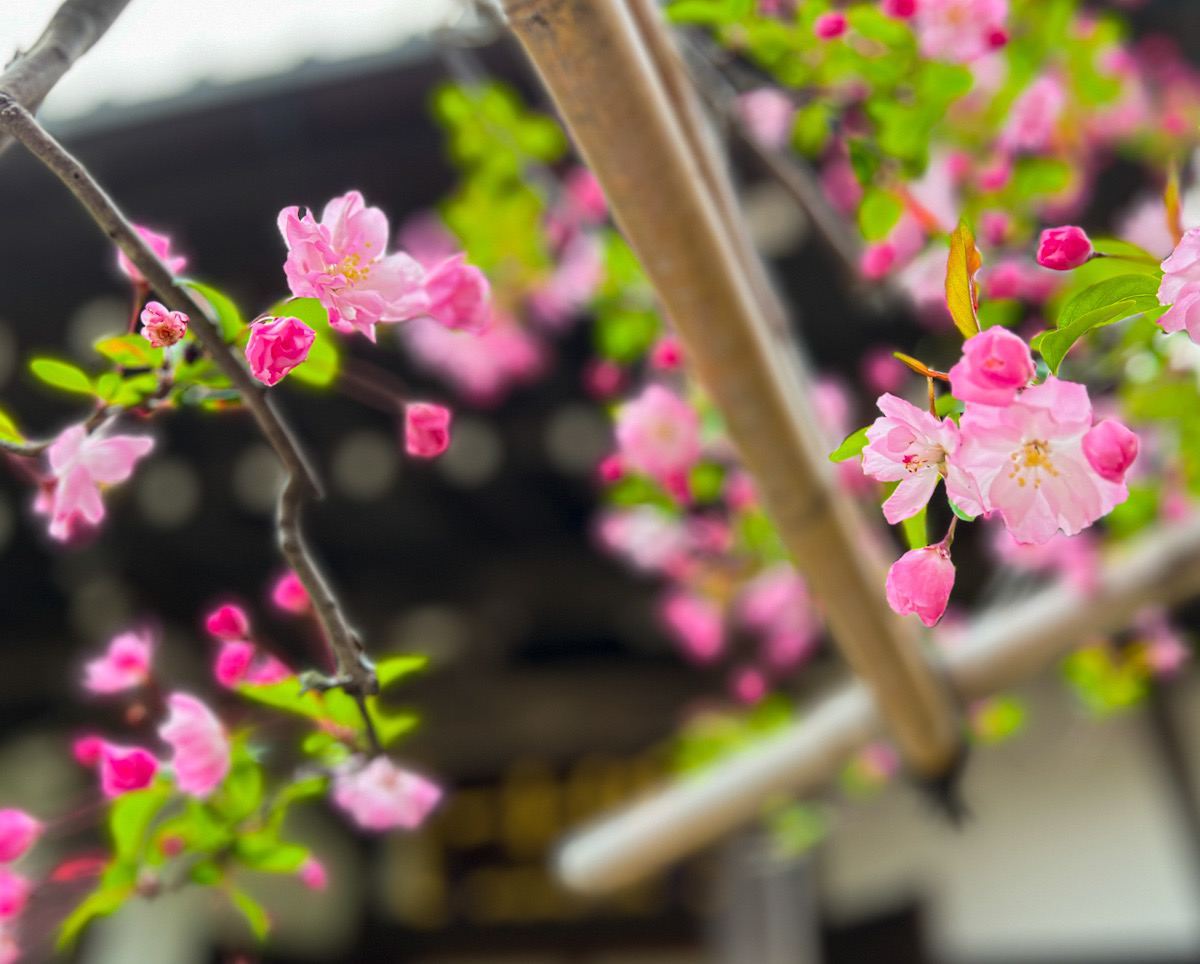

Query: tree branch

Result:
[0,96,378,701]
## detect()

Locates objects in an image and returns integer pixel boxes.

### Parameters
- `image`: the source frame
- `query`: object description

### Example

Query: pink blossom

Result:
[977,155,1013,192]
[979,210,1012,246]
[34,425,154,542]
[948,327,1035,407]
[861,243,896,280]
[117,225,187,285]
[736,89,795,150]
[659,591,724,662]
[139,301,188,348]
[0,811,42,863]
[205,604,250,641]
[332,757,441,831]
[886,543,956,627]
[1116,195,1175,260]
[158,694,230,800]
[820,149,863,215]
[1000,75,1066,154]
[858,743,900,781]
[732,668,767,704]
[597,454,624,483]
[882,0,915,17]
[981,259,1058,303]
[528,235,604,329]
[245,315,315,386]
[1137,610,1192,678]
[738,564,820,670]
[214,641,291,688]
[861,347,906,395]
[1036,226,1095,270]
[862,394,982,524]
[72,735,104,768]
[0,923,16,964]
[563,168,607,224]
[649,335,685,370]
[814,12,847,39]
[615,385,701,494]
[397,211,457,268]
[724,471,758,511]
[83,628,154,694]
[279,191,428,341]
[596,506,690,573]
[422,254,490,334]
[914,0,1008,63]
[957,377,1130,545]
[582,359,626,399]
[298,857,328,891]
[403,313,544,407]
[271,571,309,614]
[1158,229,1200,341]
[0,869,30,921]
[1082,420,1139,483]
[405,403,452,458]
[98,743,159,798]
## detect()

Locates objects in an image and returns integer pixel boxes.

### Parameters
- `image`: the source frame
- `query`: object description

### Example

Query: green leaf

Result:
[950,499,977,522]
[934,393,964,419]
[29,358,93,395]
[234,830,308,873]
[689,463,725,503]
[1039,274,1162,373]
[109,783,171,862]
[230,888,271,941]
[57,884,131,949]
[287,331,339,387]
[273,775,330,810]
[97,372,158,407]
[366,700,419,749]
[270,296,329,331]
[1011,158,1070,198]
[945,220,981,339]
[237,679,326,719]
[189,859,223,885]
[594,309,658,363]
[376,655,429,690]
[0,406,22,443]
[900,505,928,550]
[95,335,162,369]
[857,188,903,242]
[184,281,245,343]
[213,755,264,823]
[829,425,869,462]
[791,102,830,158]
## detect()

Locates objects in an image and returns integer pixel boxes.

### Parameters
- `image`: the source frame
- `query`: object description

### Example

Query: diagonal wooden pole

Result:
[503,0,962,778]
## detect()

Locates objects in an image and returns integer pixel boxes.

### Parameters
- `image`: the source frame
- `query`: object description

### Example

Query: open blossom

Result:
[405,403,452,458]
[245,315,315,386]
[158,694,230,799]
[0,870,30,921]
[117,225,187,285]
[914,0,1008,63]
[862,394,982,524]
[563,167,607,224]
[736,89,795,150]
[1158,228,1200,341]
[279,191,428,341]
[332,757,441,831]
[83,628,154,694]
[615,385,701,495]
[595,506,690,574]
[659,591,724,662]
[528,234,604,330]
[957,378,1131,545]
[403,313,544,407]
[35,424,154,542]
[1000,75,1066,154]
[738,564,820,670]
[214,641,291,688]
[948,327,1035,407]
[1037,226,1095,270]
[422,254,490,334]
[886,543,956,627]
[98,743,159,798]
[139,301,188,348]
[205,604,249,641]
[0,811,42,864]
[271,571,309,614]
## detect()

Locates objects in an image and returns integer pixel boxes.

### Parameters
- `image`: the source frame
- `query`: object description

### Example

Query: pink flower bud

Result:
[99,744,159,798]
[814,11,847,38]
[245,315,315,386]
[158,694,231,800]
[948,327,1036,406]
[213,641,254,688]
[882,0,914,16]
[732,667,766,704]
[0,812,41,864]
[405,403,452,458]
[1036,226,1095,270]
[139,301,188,348]
[422,254,491,334]
[72,735,104,768]
[159,834,185,858]
[270,571,310,615]
[649,335,685,370]
[885,544,956,627]
[582,359,626,399]
[298,856,328,891]
[0,869,30,920]
[597,454,624,483]
[860,243,896,280]
[83,628,155,695]
[1082,420,1139,483]
[205,604,250,641]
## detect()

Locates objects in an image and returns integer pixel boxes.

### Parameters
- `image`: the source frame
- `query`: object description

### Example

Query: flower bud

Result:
[0,811,42,863]
[245,315,315,386]
[948,327,1036,406]
[1082,419,1139,483]
[1036,226,1095,270]
[405,403,452,458]
[814,11,847,38]
[204,604,249,641]
[885,544,955,627]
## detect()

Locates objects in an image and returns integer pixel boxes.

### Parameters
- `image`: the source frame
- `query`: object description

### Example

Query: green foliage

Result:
[109,783,171,862]
[377,654,428,689]
[857,188,903,242]
[689,463,726,503]
[829,425,869,462]
[231,889,272,940]
[900,504,928,551]
[1037,274,1163,373]
[95,335,163,369]
[30,358,93,395]
[184,281,245,343]
[0,406,21,444]
[58,884,131,949]
[1063,644,1148,715]
[594,309,658,363]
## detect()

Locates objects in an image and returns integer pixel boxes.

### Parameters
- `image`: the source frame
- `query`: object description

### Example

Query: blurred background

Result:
[5,1,1200,962]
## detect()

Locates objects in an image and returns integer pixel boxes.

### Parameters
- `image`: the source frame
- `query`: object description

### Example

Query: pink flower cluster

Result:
[0,809,42,962]
[202,603,291,689]
[913,0,1009,63]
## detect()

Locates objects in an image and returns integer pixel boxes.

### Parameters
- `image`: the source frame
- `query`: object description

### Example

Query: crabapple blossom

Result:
[83,628,154,694]
[913,0,1008,63]
[1158,228,1200,340]
[659,591,724,662]
[98,743,159,798]
[1000,75,1066,154]
[1036,226,1095,270]
[34,424,154,542]
[563,167,607,224]
[990,525,1099,593]
[331,757,441,831]
[1082,420,1139,483]
[813,12,847,39]
[0,870,30,921]
[886,543,956,627]
[279,191,428,341]
[158,694,230,799]
[649,335,685,370]
[271,571,309,614]
[403,313,544,407]
[527,235,604,329]
[957,378,1131,545]
[882,0,914,16]
[204,604,249,641]
[0,812,41,864]
[738,564,820,670]
[582,359,626,399]
[948,327,1036,406]
[862,394,982,524]
[736,89,795,150]
[732,668,767,704]
[214,641,291,688]
[298,857,328,891]
[405,403,452,458]
[139,301,188,348]
[117,225,187,285]
[595,506,690,573]
[71,735,103,768]
[422,254,491,334]
[615,385,701,496]
[245,315,315,386]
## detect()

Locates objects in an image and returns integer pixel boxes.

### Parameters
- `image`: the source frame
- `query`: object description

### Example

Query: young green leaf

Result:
[0,406,22,444]
[30,358,93,395]
[376,654,429,690]
[1038,274,1162,373]
[109,783,171,862]
[230,888,272,941]
[184,281,245,343]
[57,884,132,949]
[94,335,163,369]
[900,505,928,550]
[829,425,869,462]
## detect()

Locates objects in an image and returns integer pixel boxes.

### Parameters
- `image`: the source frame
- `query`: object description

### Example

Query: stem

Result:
[927,376,936,417]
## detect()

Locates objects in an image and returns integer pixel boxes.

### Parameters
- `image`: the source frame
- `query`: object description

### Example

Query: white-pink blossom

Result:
[614,385,701,495]
[332,757,441,832]
[1158,228,1200,341]
[158,694,231,799]
[83,628,155,694]
[914,0,1009,63]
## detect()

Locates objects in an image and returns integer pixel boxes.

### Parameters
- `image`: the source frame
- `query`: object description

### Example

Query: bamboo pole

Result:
[502,0,961,777]
[555,513,1200,894]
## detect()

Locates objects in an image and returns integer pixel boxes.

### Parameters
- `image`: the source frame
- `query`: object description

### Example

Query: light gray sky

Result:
[6,0,459,121]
